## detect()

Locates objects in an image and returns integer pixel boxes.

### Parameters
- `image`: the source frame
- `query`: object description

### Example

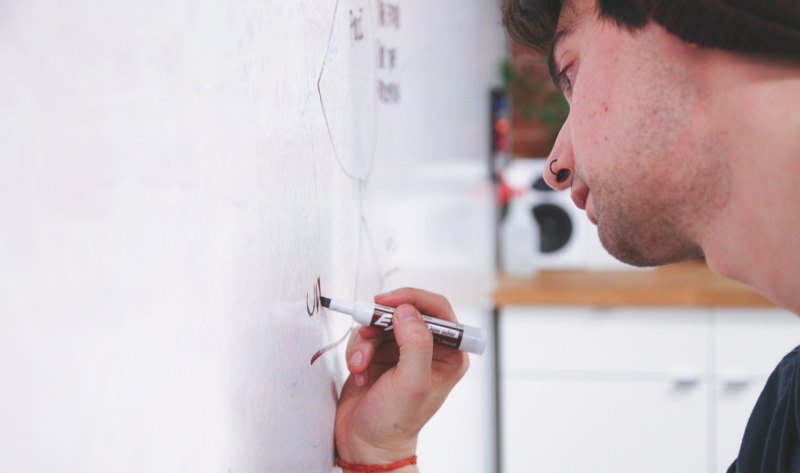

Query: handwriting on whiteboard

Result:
[376,1,400,103]
[306,276,322,317]
[350,8,364,41]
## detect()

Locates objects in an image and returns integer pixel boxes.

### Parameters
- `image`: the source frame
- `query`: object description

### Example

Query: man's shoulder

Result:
[755,345,800,407]
[730,344,800,472]
[773,345,800,388]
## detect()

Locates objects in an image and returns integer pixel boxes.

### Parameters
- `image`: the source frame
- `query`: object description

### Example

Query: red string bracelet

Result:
[335,454,417,472]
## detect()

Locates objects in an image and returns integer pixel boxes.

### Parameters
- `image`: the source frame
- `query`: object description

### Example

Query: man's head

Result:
[502,0,800,268]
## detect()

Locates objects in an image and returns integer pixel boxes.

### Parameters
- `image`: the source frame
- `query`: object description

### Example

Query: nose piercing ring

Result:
[549,160,571,183]
[549,159,559,175]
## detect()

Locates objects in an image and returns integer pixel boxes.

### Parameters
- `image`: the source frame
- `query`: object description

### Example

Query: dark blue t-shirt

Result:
[727,345,800,473]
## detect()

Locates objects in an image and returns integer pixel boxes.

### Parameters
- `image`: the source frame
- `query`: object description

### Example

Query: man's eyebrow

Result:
[547,27,573,90]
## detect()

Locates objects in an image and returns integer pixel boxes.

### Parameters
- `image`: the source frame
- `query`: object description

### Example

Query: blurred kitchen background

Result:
[379,1,800,472]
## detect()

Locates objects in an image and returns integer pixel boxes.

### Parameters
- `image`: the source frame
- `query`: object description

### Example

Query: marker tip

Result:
[320,296,331,308]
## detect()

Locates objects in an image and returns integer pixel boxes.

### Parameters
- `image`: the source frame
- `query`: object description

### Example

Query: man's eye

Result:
[557,66,574,94]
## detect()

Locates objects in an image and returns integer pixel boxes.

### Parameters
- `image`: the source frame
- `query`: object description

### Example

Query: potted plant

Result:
[500,42,569,158]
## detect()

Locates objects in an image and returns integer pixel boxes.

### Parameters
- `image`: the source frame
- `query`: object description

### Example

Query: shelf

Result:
[494,261,775,308]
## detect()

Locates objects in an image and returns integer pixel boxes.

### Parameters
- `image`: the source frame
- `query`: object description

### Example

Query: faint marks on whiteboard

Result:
[377,42,397,69]
[350,8,365,41]
[376,1,401,103]
[376,38,399,103]
[385,236,398,253]
[354,212,394,297]
[306,276,322,317]
[380,237,401,280]
[377,0,401,28]
[378,81,400,103]
[317,0,378,181]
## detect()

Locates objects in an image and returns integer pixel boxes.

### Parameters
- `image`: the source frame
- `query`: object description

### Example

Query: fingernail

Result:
[376,289,396,298]
[397,305,417,322]
[354,373,366,387]
[556,169,571,183]
[350,351,363,368]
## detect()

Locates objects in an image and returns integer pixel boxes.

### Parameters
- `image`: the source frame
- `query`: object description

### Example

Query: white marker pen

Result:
[320,296,486,355]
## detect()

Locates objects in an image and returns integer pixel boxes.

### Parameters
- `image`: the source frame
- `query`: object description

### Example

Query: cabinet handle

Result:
[720,374,752,388]
[671,370,702,387]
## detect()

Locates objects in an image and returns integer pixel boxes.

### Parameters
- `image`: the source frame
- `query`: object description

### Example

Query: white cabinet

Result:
[504,378,707,473]
[501,307,707,375]
[499,307,800,473]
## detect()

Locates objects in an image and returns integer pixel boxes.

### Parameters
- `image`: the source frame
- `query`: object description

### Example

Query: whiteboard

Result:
[0,0,503,471]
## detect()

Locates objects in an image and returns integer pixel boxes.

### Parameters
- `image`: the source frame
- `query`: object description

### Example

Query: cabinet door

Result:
[714,308,800,376]
[713,309,800,471]
[500,307,707,375]
[502,377,708,473]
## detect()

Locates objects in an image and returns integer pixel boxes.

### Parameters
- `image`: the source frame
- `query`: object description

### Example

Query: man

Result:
[334,1,800,472]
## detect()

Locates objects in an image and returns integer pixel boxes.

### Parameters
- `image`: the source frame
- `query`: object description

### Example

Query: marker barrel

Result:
[326,298,486,355]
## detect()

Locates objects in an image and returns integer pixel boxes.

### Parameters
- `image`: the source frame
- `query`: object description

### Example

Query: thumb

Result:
[393,304,433,392]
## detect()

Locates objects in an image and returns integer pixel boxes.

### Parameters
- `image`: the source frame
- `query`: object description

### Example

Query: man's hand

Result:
[334,288,470,467]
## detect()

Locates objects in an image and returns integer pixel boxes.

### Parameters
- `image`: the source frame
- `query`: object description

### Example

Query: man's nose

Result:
[543,118,574,190]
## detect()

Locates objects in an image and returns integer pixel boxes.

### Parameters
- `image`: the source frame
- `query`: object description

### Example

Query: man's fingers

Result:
[432,345,470,386]
[371,342,400,365]
[392,304,433,394]
[358,325,382,339]
[346,330,383,376]
[346,325,381,354]
[347,290,465,390]
[375,288,457,322]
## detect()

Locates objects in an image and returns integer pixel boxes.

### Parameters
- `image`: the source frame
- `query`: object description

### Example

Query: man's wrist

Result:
[336,454,419,473]
[337,436,417,465]
[339,465,418,473]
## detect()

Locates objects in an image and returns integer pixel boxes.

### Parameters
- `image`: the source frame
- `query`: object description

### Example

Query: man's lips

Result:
[571,183,590,210]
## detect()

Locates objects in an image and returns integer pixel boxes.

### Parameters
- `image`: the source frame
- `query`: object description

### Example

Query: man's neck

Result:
[699,54,800,312]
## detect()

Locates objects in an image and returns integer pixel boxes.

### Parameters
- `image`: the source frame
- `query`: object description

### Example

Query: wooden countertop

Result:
[494,261,775,307]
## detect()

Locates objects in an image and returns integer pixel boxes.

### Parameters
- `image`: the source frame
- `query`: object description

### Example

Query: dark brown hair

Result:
[502,0,800,58]
[502,0,651,53]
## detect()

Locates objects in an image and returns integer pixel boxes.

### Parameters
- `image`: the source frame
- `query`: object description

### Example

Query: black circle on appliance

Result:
[532,203,573,253]
[532,177,553,192]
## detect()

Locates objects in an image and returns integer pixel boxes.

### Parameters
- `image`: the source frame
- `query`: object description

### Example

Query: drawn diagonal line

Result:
[317,0,360,182]
[316,0,378,184]
[310,325,354,365]
[360,191,385,291]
